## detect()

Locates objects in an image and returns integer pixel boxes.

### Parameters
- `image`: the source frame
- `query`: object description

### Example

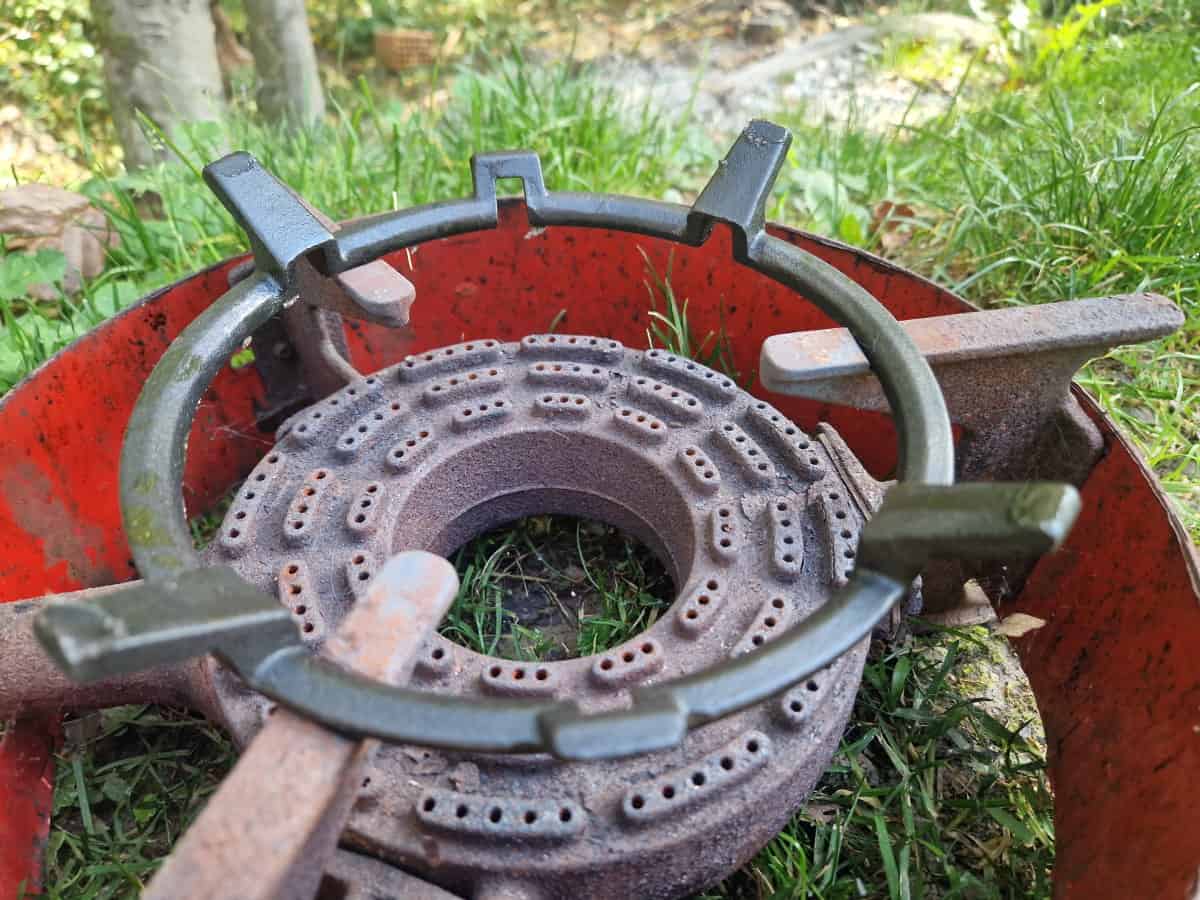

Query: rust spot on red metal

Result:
[0,462,112,586]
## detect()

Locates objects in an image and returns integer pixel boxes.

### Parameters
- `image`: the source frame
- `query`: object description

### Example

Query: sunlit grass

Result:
[0,50,711,394]
[771,58,1200,534]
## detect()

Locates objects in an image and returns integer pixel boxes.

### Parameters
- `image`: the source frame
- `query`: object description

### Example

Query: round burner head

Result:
[203,334,871,899]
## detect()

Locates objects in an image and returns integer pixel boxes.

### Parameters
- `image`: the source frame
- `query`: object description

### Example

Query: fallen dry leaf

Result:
[801,803,838,824]
[870,200,916,255]
[995,613,1047,638]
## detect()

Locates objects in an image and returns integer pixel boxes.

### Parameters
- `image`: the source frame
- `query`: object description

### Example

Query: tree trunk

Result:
[243,0,326,127]
[92,0,226,170]
[211,0,254,87]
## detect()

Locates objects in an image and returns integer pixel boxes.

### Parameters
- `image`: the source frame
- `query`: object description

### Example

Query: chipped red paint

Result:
[0,259,272,600]
[1,199,1196,895]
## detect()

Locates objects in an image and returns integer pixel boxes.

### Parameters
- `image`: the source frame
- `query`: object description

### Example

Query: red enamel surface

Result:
[1,200,1196,895]
[0,719,55,895]
[0,259,271,600]
[0,259,270,893]
[1010,396,1200,900]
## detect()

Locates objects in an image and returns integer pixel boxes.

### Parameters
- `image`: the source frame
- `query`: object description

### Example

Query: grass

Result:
[644,249,744,385]
[6,4,1198,897]
[0,52,711,393]
[704,630,1054,900]
[42,708,232,898]
[769,35,1200,531]
[442,515,673,660]
[892,85,1200,535]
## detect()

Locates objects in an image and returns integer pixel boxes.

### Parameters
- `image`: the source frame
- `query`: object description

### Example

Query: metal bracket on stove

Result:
[686,119,790,257]
[34,567,296,683]
[761,294,1184,485]
[213,155,417,406]
[204,153,336,284]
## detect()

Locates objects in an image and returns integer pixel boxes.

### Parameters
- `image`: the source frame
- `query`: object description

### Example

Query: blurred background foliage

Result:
[5,0,1192,177]
[0,0,112,168]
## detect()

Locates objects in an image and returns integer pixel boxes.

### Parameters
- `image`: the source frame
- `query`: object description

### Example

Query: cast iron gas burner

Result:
[204,334,881,899]
[9,119,1182,899]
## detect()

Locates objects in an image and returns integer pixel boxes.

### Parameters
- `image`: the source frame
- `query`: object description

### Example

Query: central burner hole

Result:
[439,515,673,661]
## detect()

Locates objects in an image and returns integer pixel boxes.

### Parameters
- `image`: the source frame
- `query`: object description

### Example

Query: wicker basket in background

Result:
[373,28,439,72]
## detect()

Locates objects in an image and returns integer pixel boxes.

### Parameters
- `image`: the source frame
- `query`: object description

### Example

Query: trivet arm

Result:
[760,293,1184,483]
[142,551,458,900]
[34,568,293,683]
[0,584,197,718]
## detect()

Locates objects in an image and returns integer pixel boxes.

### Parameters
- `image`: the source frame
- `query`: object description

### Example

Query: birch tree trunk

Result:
[243,0,326,127]
[92,0,226,170]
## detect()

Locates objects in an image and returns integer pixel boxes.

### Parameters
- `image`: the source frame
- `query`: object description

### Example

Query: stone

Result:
[0,183,118,299]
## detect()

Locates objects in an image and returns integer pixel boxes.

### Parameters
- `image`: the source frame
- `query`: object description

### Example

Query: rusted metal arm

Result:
[143,551,458,900]
[214,155,416,404]
[760,293,1183,483]
[0,585,198,719]
[323,850,466,899]
[285,201,416,398]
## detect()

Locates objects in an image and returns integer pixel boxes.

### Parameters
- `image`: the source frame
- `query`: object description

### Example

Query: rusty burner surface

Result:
[201,334,874,899]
